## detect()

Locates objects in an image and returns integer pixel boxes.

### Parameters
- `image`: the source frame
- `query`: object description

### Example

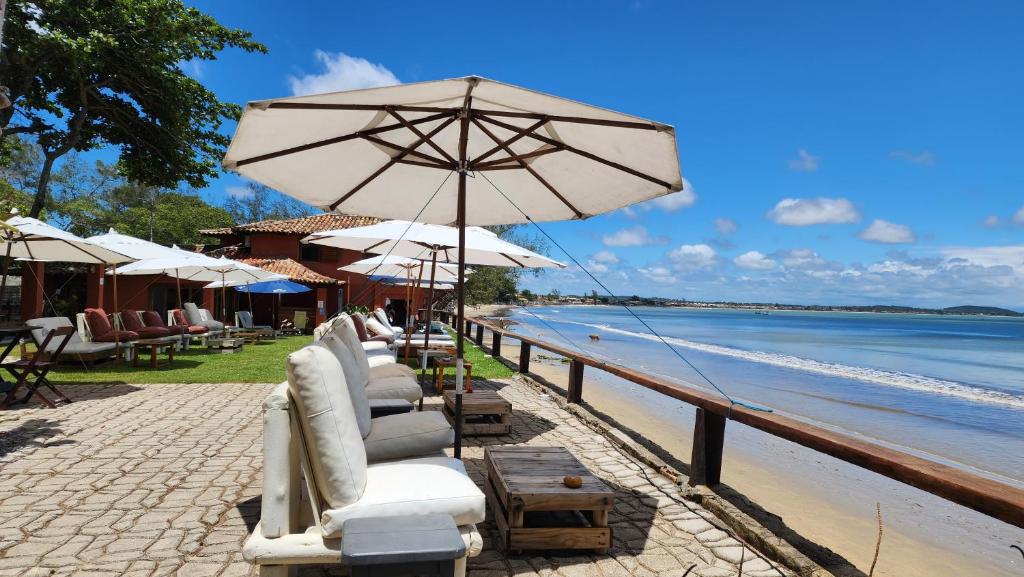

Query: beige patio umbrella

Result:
[223,76,683,457]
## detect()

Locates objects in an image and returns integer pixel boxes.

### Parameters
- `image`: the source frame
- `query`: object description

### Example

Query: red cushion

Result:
[119,309,146,332]
[142,311,166,328]
[92,330,138,342]
[351,314,370,341]
[84,308,114,338]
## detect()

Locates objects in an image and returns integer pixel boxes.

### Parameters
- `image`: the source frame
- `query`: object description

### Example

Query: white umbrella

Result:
[224,76,683,457]
[339,254,463,283]
[116,256,282,322]
[0,215,135,352]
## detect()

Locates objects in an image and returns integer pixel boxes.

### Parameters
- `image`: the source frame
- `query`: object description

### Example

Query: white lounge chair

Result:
[321,316,423,406]
[242,346,483,576]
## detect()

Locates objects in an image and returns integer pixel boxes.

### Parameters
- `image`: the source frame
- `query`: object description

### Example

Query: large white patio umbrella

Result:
[0,215,135,322]
[223,76,683,457]
[115,255,283,322]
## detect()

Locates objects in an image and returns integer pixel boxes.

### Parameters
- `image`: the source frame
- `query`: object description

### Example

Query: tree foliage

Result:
[0,0,267,217]
[463,224,550,305]
[223,182,317,224]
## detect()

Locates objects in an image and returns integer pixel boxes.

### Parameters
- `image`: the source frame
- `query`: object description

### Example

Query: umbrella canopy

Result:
[307,221,565,269]
[2,217,135,264]
[223,76,682,459]
[85,228,192,260]
[232,279,311,294]
[115,255,281,284]
[223,76,682,225]
[340,254,464,282]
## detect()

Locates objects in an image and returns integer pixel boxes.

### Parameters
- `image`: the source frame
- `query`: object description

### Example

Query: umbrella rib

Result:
[472,108,666,131]
[472,118,549,165]
[473,146,563,170]
[232,111,452,168]
[476,113,677,190]
[387,108,458,165]
[396,158,455,170]
[499,252,526,267]
[470,116,584,219]
[330,115,459,210]
[361,134,453,168]
[267,103,458,114]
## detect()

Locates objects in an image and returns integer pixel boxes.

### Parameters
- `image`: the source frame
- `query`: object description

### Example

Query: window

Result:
[299,243,320,262]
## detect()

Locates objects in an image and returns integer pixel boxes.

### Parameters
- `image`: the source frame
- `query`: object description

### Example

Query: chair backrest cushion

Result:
[372,308,393,330]
[331,315,372,386]
[183,302,205,324]
[294,311,308,328]
[119,310,145,332]
[350,313,370,341]
[142,311,166,328]
[365,317,395,341]
[237,310,254,328]
[286,345,367,509]
[84,308,113,337]
[319,334,372,438]
[26,317,83,351]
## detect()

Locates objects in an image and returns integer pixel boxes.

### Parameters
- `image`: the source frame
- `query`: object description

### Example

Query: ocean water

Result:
[507,305,1024,485]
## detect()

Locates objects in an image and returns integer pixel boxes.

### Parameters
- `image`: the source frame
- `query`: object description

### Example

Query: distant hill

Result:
[942,306,1022,317]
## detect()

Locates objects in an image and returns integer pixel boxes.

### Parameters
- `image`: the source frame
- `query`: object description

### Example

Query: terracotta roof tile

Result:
[199,213,380,236]
[237,257,340,286]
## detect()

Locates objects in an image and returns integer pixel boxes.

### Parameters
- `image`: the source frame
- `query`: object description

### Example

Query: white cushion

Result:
[317,336,372,438]
[321,456,485,537]
[363,411,453,462]
[369,364,416,379]
[365,317,395,340]
[286,345,367,509]
[367,354,398,368]
[361,340,391,352]
[330,315,373,384]
[365,376,422,403]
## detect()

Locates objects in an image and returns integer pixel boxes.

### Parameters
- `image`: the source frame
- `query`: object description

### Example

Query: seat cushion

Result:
[365,376,422,403]
[361,340,390,352]
[317,336,372,438]
[92,330,138,342]
[366,354,398,369]
[26,317,84,352]
[320,456,485,537]
[364,412,453,463]
[369,364,416,380]
[286,345,367,509]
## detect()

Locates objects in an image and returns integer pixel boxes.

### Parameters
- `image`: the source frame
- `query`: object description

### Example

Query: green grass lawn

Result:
[46,335,309,385]
[41,328,511,386]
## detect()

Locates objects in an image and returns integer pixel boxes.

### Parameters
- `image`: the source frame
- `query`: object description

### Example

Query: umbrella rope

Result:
[345,170,454,308]
[478,171,772,415]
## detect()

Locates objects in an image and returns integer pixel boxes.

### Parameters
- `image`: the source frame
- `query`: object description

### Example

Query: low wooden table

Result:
[433,358,472,393]
[443,390,510,436]
[228,330,261,344]
[133,340,175,368]
[206,337,244,354]
[485,446,613,553]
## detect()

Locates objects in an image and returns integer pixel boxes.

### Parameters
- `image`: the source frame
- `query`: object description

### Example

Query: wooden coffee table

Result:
[443,390,510,436]
[207,337,244,354]
[133,341,175,369]
[484,446,613,553]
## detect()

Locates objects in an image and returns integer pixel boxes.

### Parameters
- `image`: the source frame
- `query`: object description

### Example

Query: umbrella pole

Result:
[175,271,182,310]
[419,252,438,385]
[247,282,253,317]
[0,238,12,322]
[403,267,412,361]
[112,264,121,362]
[454,169,467,459]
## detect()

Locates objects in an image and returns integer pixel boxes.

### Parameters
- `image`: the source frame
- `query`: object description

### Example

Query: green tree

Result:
[520,289,534,301]
[0,0,266,217]
[223,182,317,224]
[463,224,550,305]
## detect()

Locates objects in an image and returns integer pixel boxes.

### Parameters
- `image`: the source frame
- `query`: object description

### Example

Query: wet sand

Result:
[489,340,1019,577]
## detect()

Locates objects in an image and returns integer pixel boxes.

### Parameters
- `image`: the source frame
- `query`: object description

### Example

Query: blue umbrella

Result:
[234,280,311,329]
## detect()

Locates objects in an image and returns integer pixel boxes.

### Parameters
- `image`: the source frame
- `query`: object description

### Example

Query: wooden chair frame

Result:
[1,325,74,409]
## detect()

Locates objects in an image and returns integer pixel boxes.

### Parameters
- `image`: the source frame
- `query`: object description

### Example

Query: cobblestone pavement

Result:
[0,378,790,577]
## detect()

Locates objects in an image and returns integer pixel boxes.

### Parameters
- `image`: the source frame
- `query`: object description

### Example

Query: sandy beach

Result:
[478,335,1018,577]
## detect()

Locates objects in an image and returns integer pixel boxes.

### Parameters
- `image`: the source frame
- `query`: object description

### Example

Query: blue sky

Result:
[174,1,1023,307]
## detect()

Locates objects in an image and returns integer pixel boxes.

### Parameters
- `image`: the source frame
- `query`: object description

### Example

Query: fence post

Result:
[491,331,502,357]
[518,342,531,373]
[689,407,726,487]
[475,324,484,346]
[464,320,472,336]
[567,359,584,403]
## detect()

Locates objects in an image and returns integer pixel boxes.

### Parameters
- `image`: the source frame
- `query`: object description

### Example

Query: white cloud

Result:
[767,197,860,226]
[288,51,400,96]
[226,185,252,198]
[638,267,676,284]
[788,149,819,172]
[587,261,610,274]
[590,250,620,264]
[778,248,827,269]
[734,251,776,270]
[714,218,737,235]
[983,215,1001,229]
[622,178,697,216]
[667,243,716,269]
[940,246,1024,275]
[601,225,666,247]
[1014,206,1024,225]
[859,219,917,244]
[889,150,936,165]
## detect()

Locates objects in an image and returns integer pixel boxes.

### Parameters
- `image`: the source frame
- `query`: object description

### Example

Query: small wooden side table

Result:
[433,358,472,393]
[133,341,175,369]
[443,390,510,436]
[484,446,613,553]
